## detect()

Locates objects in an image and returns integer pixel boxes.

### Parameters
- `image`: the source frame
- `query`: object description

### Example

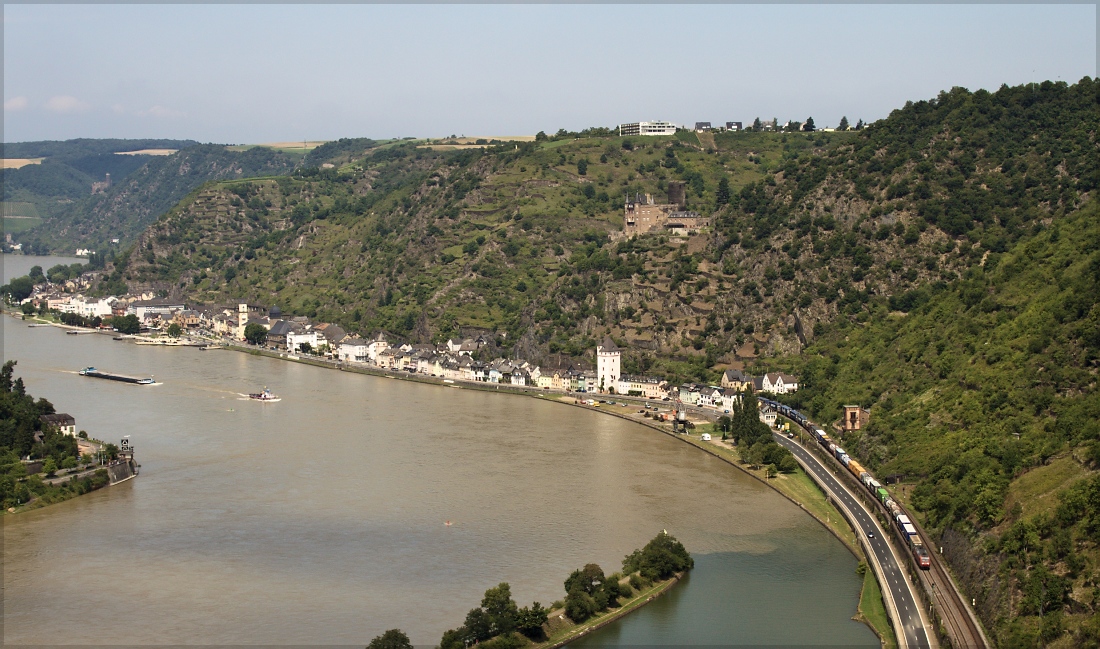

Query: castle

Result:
[623,182,711,236]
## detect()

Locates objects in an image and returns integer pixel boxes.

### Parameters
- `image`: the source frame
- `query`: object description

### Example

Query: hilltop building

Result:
[618,121,677,137]
[596,337,621,393]
[91,173,112,195]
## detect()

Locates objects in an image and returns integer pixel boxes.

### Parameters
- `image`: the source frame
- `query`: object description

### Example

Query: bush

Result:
[621,531,694,580]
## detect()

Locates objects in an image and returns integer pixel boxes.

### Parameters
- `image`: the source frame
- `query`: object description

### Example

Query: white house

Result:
[717,390,741,412]
[760,372,799,394]
[760,405,778,427]
[338,337,369,363]
[286,328,321,353]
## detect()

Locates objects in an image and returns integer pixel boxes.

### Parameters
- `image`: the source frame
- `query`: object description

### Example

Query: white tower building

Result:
[597,337,621,393]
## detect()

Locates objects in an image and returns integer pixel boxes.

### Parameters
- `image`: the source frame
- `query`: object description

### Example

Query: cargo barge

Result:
[78,367,155,385]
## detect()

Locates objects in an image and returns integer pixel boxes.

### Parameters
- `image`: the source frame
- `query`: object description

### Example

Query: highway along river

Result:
[3,312,878,646]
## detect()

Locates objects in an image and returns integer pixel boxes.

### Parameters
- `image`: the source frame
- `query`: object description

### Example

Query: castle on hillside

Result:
[623,182,710,236]
[91,173,112,195]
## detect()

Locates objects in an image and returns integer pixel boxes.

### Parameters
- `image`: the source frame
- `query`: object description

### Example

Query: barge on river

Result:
[78,367,155,385]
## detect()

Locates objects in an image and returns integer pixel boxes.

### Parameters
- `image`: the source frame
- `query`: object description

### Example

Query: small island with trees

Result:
[364,531,693,649]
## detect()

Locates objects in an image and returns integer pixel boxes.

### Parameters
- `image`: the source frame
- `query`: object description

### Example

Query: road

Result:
[775,433,934,649]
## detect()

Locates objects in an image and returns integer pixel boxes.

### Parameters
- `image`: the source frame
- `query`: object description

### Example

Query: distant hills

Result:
[3,140,298,252]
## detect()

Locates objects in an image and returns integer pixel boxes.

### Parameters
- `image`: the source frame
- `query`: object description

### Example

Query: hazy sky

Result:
[3,4,1096,144]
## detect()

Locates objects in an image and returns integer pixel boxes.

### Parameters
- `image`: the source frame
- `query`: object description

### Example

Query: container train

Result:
[760,397,931,570]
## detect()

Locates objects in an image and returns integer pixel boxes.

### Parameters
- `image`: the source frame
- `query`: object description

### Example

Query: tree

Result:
[47,264,71,284]
[516,602,549,639]
[716,177,731,205]
[765,463,778,479]
[621,531,694,580]
[802,117,816,132]
[565,564,605,595]
[481,582,518,636]
[752,117,762,132]
[855,118,864,130]
[167,323,182,338]
[244,322,268,346]
[28,266,44,283]
[463,607,493,643]
[535,131,548,142]
[298,342,312,355]
[2,276,34,302]
[111,314,141,335]
[577,158,588,176]
[42,458,58,477]
[838,116,849,131]
[366,629,412,649]
[20,302,36,315]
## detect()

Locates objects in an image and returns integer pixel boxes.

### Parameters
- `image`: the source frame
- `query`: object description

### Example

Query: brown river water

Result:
[2,257,875,646]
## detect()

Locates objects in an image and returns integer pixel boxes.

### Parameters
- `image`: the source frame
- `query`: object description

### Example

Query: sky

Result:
[2,4,1097,144]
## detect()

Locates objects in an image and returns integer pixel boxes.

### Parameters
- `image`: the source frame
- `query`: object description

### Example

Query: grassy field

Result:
[0,158,44,169]
[1002,455,1092,521]
[3,216,44,235]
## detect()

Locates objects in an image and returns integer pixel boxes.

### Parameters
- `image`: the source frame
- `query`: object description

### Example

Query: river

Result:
[3,252,87,283]
[2,265,877,646]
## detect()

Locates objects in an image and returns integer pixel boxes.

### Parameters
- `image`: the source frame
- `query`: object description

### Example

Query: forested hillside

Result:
[12,144,298,253]
[780,199,1100,646]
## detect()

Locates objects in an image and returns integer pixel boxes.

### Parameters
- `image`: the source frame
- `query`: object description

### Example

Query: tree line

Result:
[364,531,692,649]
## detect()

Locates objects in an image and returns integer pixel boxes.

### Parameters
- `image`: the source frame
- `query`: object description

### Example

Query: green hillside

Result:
[778,200,1100,645]
[14,144,297,253]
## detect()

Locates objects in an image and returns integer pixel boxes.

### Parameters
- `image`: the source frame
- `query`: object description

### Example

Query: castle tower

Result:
[596,337,621,393]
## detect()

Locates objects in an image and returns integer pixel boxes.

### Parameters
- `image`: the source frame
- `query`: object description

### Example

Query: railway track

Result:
[774,403,988,649]
[909,516,989,649]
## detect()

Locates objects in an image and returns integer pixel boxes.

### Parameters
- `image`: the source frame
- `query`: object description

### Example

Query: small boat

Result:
[248,387,279,402]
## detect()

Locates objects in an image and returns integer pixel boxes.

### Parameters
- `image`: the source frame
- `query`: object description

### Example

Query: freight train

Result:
[760,397,931,570]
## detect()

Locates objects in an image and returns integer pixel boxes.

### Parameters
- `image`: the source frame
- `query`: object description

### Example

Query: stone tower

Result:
[596,337,621,393]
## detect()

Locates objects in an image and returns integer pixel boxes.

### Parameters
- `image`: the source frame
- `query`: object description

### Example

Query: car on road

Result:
[867,531,875,538]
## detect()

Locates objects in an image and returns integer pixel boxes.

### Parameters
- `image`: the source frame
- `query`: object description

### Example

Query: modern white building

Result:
[618,121,677,137]
[596,337,621,393]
